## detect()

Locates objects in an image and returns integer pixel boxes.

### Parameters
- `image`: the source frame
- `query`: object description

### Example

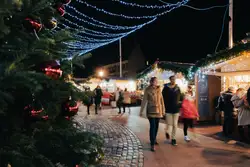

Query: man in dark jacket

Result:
[162,75,181,146]
[94,85,103,114]
[85,87,94,115]
[221,87,235,136]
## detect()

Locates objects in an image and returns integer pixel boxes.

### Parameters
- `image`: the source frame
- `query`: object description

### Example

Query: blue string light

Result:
[66,49,92,57]
[59,0,188,55]
[59,24,130,38]
[62,1,184,54]
[75,0,189,19]
[63,15,151,30]
[158,0,228,10]
[64,18,157,55]
[62,1,186,34]
[74,37,115,43]
[67,38,118,55]
[110,0,174,9]
[71,36,115,43]
[76,30,128,38]
[66,6,150,30]
[64,0,229,58]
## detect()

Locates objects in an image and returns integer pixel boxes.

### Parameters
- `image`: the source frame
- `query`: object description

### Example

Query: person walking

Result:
[162,75,181,146]
[122,88,131,113]
[140,77,165,152]
[220,87,235,136]
[94,85,103,114]
[117,90,124,114]
[85,87,94,115]
[180,85,199,141]
[115,87,120,102]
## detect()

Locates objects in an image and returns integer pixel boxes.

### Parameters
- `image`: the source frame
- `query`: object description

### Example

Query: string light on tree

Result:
[44,17,58,30]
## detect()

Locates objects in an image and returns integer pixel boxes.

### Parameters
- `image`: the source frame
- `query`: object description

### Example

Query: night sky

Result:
[73,0,250,77]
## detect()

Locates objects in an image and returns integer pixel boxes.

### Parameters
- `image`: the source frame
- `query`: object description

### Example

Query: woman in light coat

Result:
[122,88,131,113]
[140,77,165,152]
[231,88,250,142]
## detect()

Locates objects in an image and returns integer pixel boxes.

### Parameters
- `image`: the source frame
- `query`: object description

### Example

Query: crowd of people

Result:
[84,86,133,115]
[83,76,250,152]
[83,77,199,152]
[140,76,199,152]
[217,86,250,142]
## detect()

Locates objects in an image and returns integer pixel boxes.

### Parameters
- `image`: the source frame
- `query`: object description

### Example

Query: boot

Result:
[171,139,178,146]
[150,145,155,152]
[165,133,170,140]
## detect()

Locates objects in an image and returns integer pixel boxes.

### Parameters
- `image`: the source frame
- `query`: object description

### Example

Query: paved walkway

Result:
[76,105,250,167]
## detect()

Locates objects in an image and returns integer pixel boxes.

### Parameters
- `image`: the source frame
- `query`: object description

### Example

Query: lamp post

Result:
[229,0,233,48]
[119,38,122,78]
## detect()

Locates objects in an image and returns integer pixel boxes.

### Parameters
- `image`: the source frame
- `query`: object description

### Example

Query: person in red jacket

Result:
[180,85,199,142]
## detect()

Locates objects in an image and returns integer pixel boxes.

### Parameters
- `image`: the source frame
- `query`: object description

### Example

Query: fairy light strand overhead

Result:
[75,0,187,19]
[60,0,189,56]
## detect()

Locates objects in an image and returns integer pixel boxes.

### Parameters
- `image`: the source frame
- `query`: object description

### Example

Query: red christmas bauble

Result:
[44,68,62,79]
[24,103,48,121]
[55,3,65,16]
[62,0,71,5]
[44,17,58,30]
[24,18,42,32]
[62,100,79,117]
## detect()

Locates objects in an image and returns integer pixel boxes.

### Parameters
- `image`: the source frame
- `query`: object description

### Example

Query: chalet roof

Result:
[192,42,250,73]
[137,61,194,79]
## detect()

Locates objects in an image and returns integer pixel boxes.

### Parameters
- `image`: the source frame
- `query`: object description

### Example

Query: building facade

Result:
[98,45,146,79]
[101,60,129,77]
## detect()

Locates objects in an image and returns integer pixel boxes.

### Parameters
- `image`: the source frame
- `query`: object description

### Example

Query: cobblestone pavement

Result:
[75,115,144,167]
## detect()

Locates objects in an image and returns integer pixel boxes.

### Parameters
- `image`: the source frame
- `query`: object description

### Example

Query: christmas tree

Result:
[0,0,103,166]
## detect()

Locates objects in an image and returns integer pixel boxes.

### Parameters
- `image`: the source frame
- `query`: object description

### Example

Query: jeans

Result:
[183,118,194,136]
[87,105,90,115]
[148,118,160,146]
[238,125,250,141]
[165,113,179,139]
[95,103,100,113]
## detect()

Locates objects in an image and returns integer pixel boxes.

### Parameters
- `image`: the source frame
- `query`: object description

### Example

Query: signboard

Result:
[197,75,210,117]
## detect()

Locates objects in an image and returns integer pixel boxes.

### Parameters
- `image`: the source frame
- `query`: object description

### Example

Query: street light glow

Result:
[99,70,104,77]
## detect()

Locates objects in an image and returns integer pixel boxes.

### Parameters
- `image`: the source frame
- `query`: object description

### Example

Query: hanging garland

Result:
[158,61,191,79]
[137,61,193,79]
[190,42,250,74]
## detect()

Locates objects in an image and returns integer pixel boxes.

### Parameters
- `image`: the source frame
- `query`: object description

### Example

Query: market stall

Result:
[189,40,250,125]
[137,61,193,93]
[84,78,136,92]
[83,77,139,106]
